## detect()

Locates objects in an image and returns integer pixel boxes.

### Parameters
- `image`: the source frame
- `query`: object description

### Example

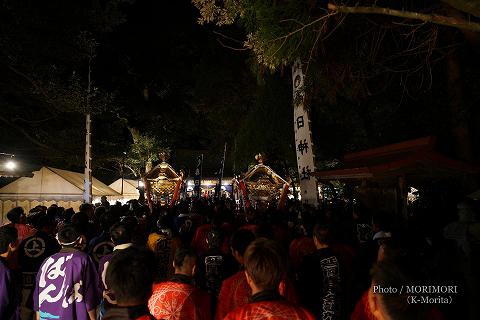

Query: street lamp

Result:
[5,160,16,171]
[1,153,16,172]
[137,179,145,203]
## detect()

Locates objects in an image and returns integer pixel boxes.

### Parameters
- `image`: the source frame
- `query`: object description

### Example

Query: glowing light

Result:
[5,160,16,171]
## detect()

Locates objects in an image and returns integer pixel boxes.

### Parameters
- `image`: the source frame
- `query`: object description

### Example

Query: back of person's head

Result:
[106,246,156,306]
[457,198,476,222]
[110,222,133,246]
[157,215,171,230]
[370,260,427,320]
[64,208,75,223]
[372,214,390,232]
[230,229,256,257]
[57,224,81,246]
[47,206,58,219]
[206,228,223,250]
[71,211,89,227]
[36,214,55,232]
[0,226,18,254]
[313,224,333,245]
[94,206,107,219]
[79,203,94,213]
[244,238,286,290]
[377,237,409,263]
[7,207,25,224]
[135,205,150,219]
[173,247,197,271]
[120,215,138,228]
[26,211,44,228]
[99,211,116,232]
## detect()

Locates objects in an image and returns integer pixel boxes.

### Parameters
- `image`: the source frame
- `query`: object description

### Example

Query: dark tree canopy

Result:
[0,0,479,183]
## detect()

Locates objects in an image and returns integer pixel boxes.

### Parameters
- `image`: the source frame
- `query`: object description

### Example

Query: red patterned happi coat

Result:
[148,279,211,320]
[289,236,317,273]
[224,299,315,320]
[215,271,250,320]
[216,271,299,320]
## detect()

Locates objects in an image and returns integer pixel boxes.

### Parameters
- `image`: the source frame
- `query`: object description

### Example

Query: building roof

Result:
[145,162,180,181]
[313,136,479,185]
[243,164,287,185]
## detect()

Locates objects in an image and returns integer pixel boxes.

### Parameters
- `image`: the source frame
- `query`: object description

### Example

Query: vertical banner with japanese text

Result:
[292,59,318,206]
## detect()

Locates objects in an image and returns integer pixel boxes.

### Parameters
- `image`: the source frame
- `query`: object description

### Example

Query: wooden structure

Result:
[234,155,288,209]
[144,161,181,205]
[313,136,479,219]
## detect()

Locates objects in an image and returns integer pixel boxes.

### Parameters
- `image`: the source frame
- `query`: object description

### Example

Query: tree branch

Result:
[216,39,249,51]
[5,64,51,99]
[212,31,244,44]
[0,115,54,151]
[441,0,480,18]
[11,115,57,124]
[327,3,480,32]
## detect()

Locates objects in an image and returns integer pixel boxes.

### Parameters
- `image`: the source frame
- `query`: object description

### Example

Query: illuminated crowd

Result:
[0,197,478,319]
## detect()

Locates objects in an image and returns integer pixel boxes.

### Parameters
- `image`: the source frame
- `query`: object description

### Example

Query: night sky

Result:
[1,0,479,184]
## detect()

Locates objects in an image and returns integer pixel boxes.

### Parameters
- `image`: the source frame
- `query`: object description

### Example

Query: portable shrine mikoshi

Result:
[144,161,183,207]
[234,155,289,210]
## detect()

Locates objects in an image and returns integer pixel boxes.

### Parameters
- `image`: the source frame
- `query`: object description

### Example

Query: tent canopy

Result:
[109,178,140,197]
[0,166,120,201]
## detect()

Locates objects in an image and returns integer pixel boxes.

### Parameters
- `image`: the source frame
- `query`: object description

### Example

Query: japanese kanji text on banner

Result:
[292,59,318,206]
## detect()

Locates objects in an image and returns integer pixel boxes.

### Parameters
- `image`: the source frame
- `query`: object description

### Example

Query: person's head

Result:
[0,226,18,256]
[457,199,475,222]
[64,208,75,223]
[79,203,95,219]
[56,224,82,247]
[37,214,56,235]
[173,247,197,276]
[230,229,256,264]
[244,238,286,292]
[372,214,389,233]
[368,261,427,320]
[7,207,25,224]
[120,215,138,228]
[71,211,89,227]
[94,206,107,219]
[106,246,156,307]
[26,211,44,228]
[157,215,170,230]
[47,205,59,220]
[101,195,108,204]
[110,222,133,246]
[99,211,116,232]
[206,228,223,250]
[313,224,332,249]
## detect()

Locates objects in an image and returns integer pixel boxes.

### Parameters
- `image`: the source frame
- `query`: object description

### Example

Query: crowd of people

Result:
[0,196,479,320]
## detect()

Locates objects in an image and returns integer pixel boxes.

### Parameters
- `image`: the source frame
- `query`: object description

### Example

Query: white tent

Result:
[468,189,480,200]
[0,167,120,224]
[108,178,140,201]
